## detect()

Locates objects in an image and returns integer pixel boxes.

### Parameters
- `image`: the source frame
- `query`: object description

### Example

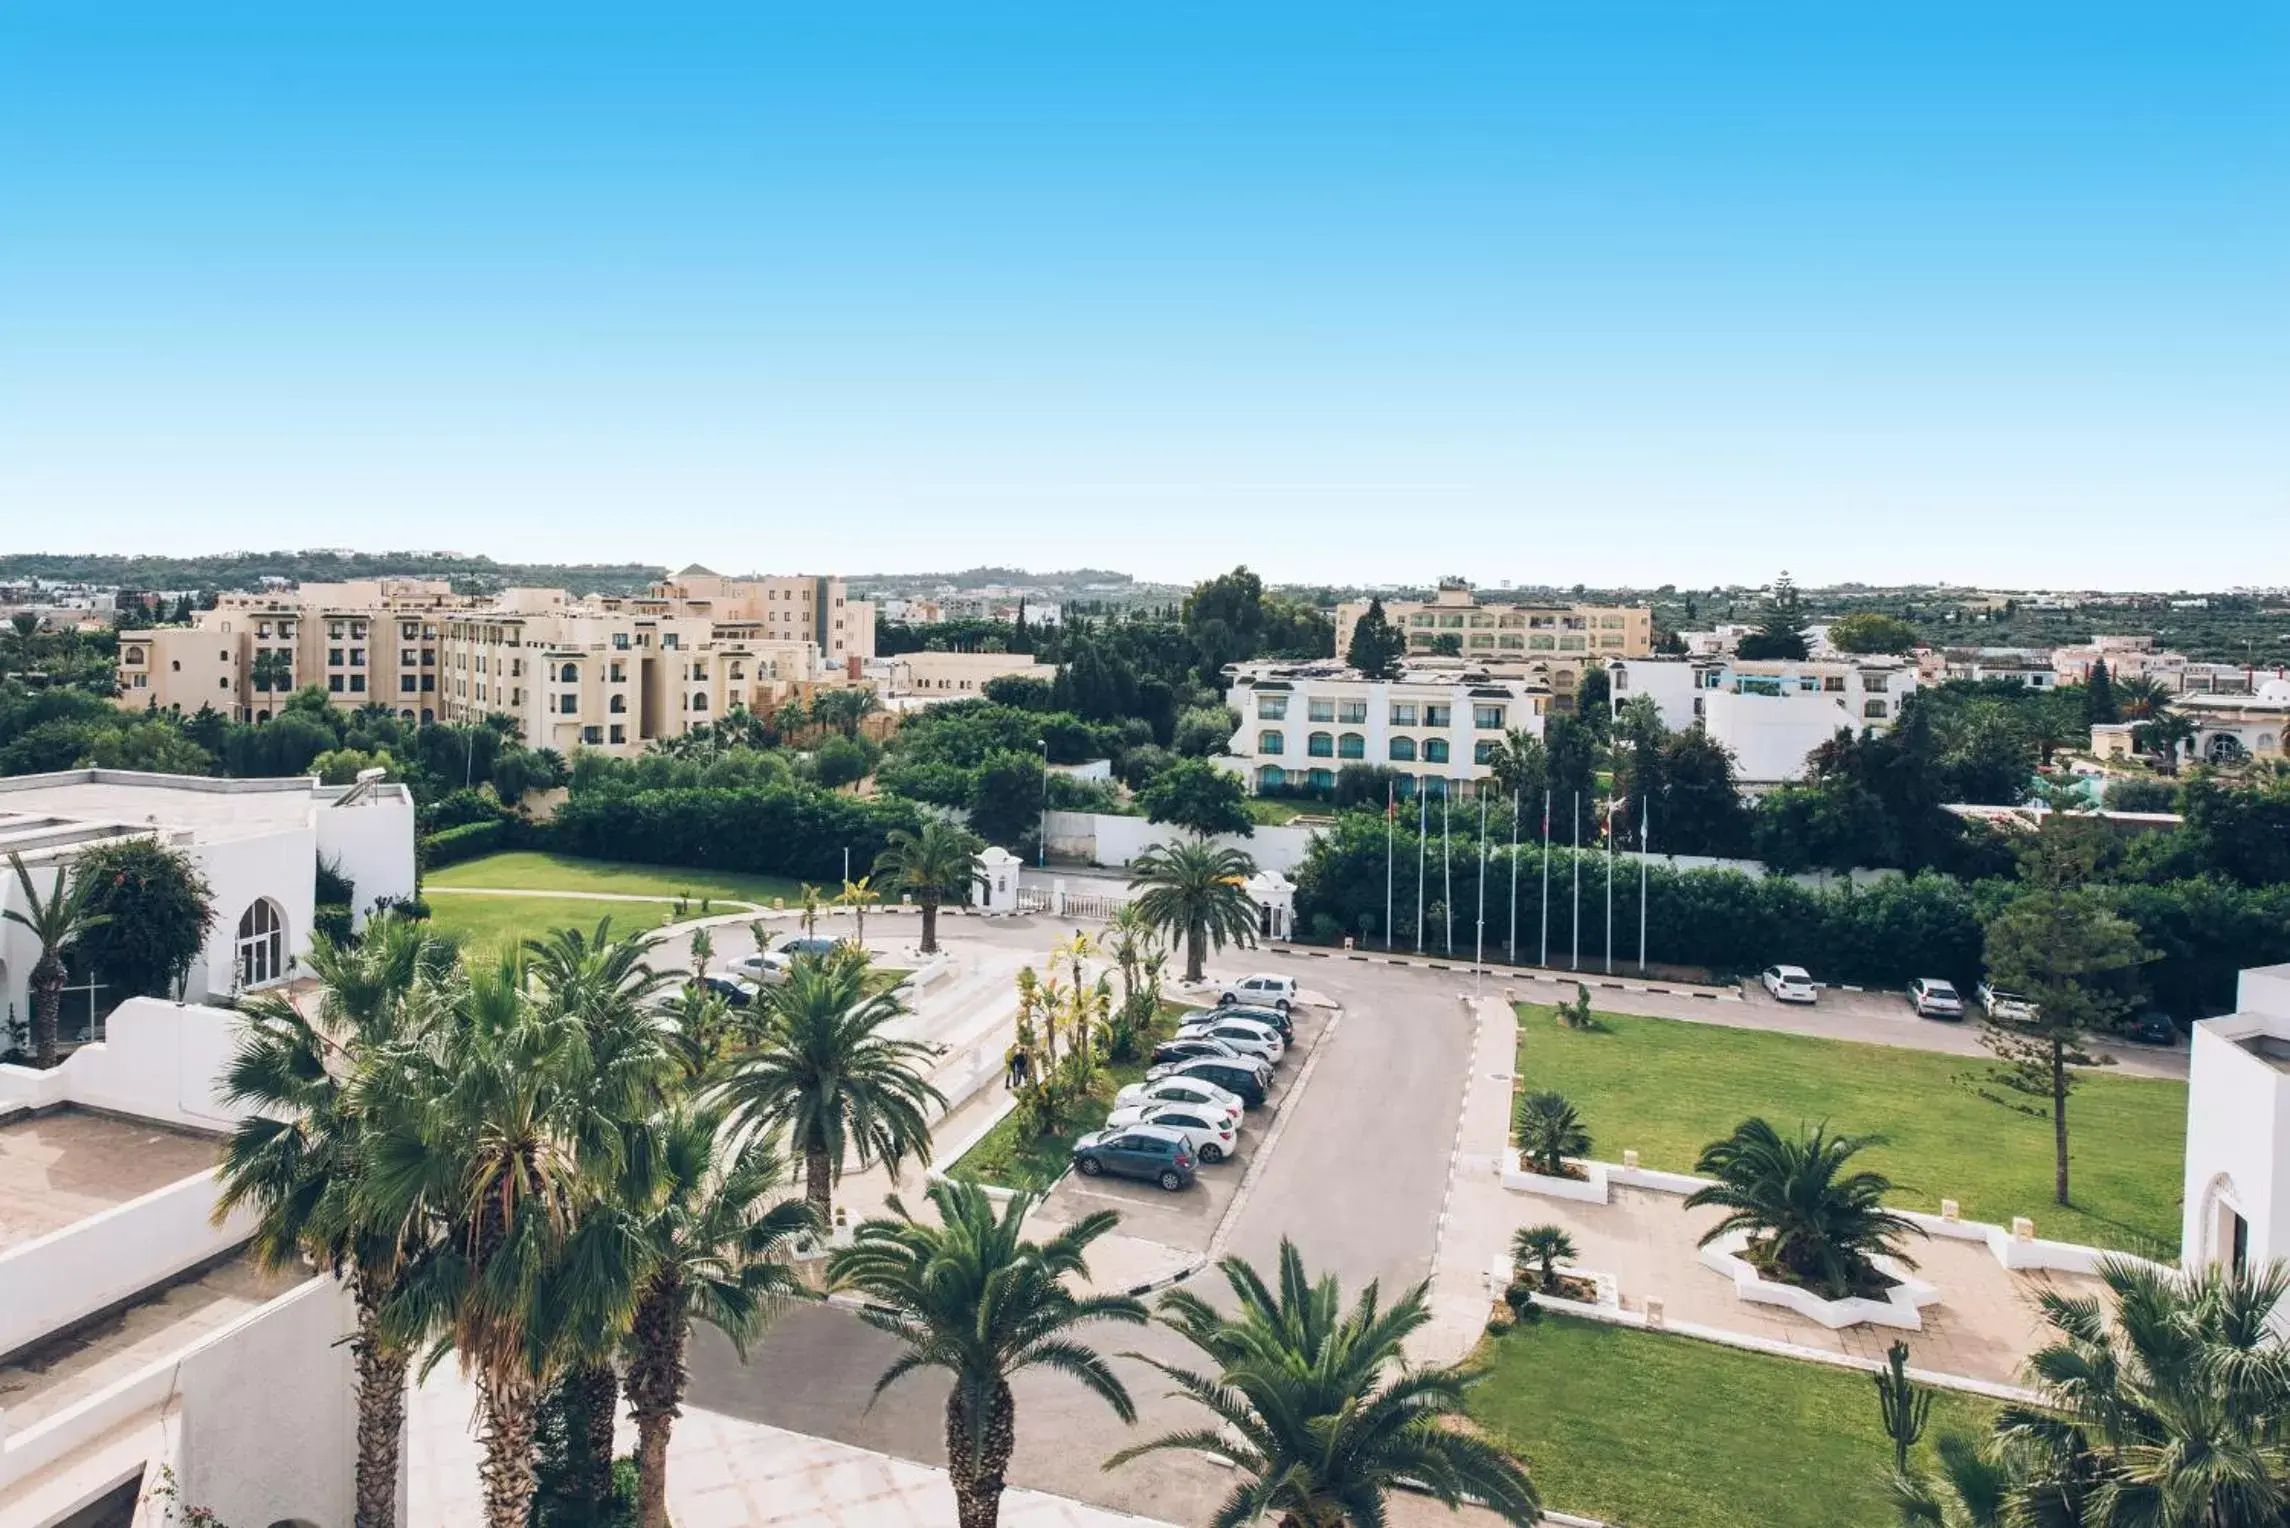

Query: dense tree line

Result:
[0,549,661,596]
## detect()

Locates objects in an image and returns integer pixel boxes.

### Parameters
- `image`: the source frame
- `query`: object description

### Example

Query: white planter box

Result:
[1699,1229,1940,1331]
[1501,1150,1611,1204]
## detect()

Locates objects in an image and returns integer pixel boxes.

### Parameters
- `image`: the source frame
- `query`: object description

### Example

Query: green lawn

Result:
[948,1000,1197,1191]
[1471,1313,1992,1528]
[1514,1003,2186,1253]
[428,851,808,908]
[1246,797,1330,825]
[423,892,685,960]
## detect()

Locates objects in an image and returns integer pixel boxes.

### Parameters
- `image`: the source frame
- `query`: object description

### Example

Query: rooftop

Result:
[0,769,409,846]
[0,1108,222,1250]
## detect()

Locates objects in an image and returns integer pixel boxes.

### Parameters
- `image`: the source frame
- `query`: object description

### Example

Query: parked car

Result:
[1760,965,1819,1004]
[1070,1123,1196,1190]
[1908,977,1965,1020]
[1149,1035,1248,1068]
[1208,1002,1293,1042]
[1144,1055,1270,1108]
[771,934,844,959]
[729,952,792,987]
[1217,973,1298,1013]
[1978,983,2039,1024]
[1113,1076,1244,1125]
[1173,1015,1285,1064]
[2127,1010,2178,1047]
[1103,1102,1237,1163]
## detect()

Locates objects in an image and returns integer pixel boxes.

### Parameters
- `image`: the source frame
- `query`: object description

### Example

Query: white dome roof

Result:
[2258,678,2290,703]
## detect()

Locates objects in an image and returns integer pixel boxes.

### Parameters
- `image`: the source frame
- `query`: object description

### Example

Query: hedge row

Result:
[548,784,922,884]
[420,817,533,869]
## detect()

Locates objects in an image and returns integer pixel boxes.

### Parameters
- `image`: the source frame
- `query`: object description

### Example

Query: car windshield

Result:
[1927,982,1958,996]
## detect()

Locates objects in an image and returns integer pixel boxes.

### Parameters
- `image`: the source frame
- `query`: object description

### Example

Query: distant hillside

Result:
[0,550,665,598]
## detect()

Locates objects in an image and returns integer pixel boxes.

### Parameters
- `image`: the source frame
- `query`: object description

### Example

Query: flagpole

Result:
[1539,788,1551,968]
[1442,790,1453,957]
[1384,780,1395,952]
[1475,790,1488,972]
[1570,790,1581,972]
[1604,795,1615,976]
[1507,786,1521,962]
[1415,782,1427,954]
[1639,795,1651,975]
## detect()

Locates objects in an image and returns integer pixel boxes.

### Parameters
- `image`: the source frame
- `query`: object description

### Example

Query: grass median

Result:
[1513,1002,2185,1252]
[1471,1312,1992,1528]
[946,1000,1197,1192]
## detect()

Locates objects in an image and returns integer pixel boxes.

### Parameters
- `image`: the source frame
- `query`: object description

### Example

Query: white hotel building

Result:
[1223,661,1547,798]
[1607,655,1922,786]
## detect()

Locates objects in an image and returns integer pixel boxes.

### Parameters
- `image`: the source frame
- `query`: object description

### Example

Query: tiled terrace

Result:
[0,1108,221,1249]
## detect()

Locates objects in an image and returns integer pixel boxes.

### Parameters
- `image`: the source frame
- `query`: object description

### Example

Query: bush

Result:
[68,838,216,1000]
[2104,777,2181,813]
[422,817,518,868]
[550,782,920,882]
[312,904,355,947]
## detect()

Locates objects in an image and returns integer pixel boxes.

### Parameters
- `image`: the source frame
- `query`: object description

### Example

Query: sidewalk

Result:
[1421,995,1517,1364]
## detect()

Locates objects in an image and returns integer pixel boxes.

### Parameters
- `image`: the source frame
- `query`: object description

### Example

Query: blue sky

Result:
[2,3,2283,588]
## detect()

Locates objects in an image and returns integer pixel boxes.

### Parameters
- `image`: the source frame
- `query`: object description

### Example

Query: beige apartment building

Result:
[118,568,879,755]
[1331,582,1653,713]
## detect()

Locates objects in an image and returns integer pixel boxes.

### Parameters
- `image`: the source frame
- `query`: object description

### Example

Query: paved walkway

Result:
[406,1366,1179,1528]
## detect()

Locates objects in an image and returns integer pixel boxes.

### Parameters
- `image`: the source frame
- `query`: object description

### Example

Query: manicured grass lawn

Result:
[1246,797,1329,825]
[428,851,808,908]
[424,892,683,959]
[1514,1003,2186,1253]
[947,1000,1196,1191]
[1471,1313,1992,1528]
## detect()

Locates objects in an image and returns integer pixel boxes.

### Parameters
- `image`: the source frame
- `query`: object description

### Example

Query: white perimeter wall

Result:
[1044,811,1319,875]
[1702,686,1869,784]
[0,1172,252,1363]
[315,791,419,923]
[178,1276,361,1528]
[0,997,248,1130]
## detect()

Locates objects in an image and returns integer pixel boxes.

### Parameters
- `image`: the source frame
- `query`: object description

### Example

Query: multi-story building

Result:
[1331,581,1652,712]
[1223,660,1547,798]
[117,567,877,754]
[1925,646,2060,689]
[1608,655,1921,786]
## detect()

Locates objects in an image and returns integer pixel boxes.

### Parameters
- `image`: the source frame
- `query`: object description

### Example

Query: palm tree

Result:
[1997,1257,2290,1528]
[1108,1239,1541,1528]
[874,820,985,955]
[1513,1090,1590,1177]
[839,874,879,946]
[799,882,823,937]
[1888,1433,2015,1528]
[1127,838,1259,983]
[251,645,294,694]
[830,1181,1146,1528]
[360,959,633,1528]
[5,850,112,1068]
[2115,675,2172,722]
[608,1101,814,1528]
[2137,708,2199,773]
[1685,1118,1924,1300]
[1512,1224,1576,1294]
[688,925,714,979]
[718,953,944,1223]
[213,918,450,1528]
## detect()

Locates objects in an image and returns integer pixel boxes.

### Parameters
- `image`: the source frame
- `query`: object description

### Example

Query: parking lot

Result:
[1035,1001,1334,1253]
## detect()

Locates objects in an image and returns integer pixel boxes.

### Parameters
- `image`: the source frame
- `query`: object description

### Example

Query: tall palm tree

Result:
[2115,675,2172,722]
[1685,1118,1924,1300]
[1107,1239,1541,1528]
[251,645,294,694]
[1127,838,1259,983]
[839,874,879,946]
[1998,1257,2290,1528]
[718,953,944,1223]
[874,820,985,954]
[360,958,634,1528]
[2137,708,2199,773]
[5,850,113,1068]
[573,1100,815,1528]
[1889,1432,2016,1528]
[1513,1090,1591,1177]
[829,1181,1146,1528]
[213,918,451,1528]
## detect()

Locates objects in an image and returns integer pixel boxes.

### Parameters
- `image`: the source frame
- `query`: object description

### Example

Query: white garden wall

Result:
[1043,810,1320,875]
[0,998,248,1130]
[0,1172,253,1362]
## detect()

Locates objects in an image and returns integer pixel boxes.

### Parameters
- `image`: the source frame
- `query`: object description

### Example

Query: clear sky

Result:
[2,3,2283,589]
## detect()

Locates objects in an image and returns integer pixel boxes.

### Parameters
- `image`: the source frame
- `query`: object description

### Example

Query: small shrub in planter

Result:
[1503,1280,1536,1316]
[1514,1090,1592,1178]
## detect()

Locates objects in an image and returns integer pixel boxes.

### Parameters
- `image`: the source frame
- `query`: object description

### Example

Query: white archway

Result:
[236,898,289,989]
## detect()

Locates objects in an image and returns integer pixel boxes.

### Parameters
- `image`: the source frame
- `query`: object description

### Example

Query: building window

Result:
[1423,738,1451,764]
[1389,737,1417,761]
[1258,765,1287,789]
[1864,699,1888,720]
[349,674,366,693]
[1257,696,1287,721]
[1474,704,1504,729]
[402,622,418,640]
[328,648,344,666]
[1337,733,1364,759]
[609,724,626,744]
[1390,703,1418,726]
[1424,704,1452,728]
[559,695,579,714]
[1474,740,1498,765]
[1865,675,1889,693]
[691,692,709,712]
[1410,614,1434,628]
[1559,637,1587,652]
[421,675,435,692]
[1307,732,1334,758]
[236,899,287,989]
[348,649,365,666]
[328,675,345,693]
[1530,635,1556,651]
[583,726,604,745]
[1258,730,1285,756]
[1307,698,1335,723]
[1307,768,1334,789]
[613,633,631,650]
[1338,700,1367,724]
[1823,675,1846,692]
[609,693,627,713]
[559,662,578,683]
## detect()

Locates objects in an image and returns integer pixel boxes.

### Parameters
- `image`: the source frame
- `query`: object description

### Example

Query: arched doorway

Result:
[2207,733,2249,765]
[236,899,288,989]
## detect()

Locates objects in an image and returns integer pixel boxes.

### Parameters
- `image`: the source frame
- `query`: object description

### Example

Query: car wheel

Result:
[1158,1170,1184,1191]
[1077,1156,1102,1177]
[1219,992,1238,1006]
[1276,998,1291,1014]
[1198,1143,1224,1163]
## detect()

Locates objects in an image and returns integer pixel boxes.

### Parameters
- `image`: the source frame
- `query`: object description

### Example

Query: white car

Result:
[729,952,792,986]
[1218,973,1298,1013]
[1102,1102,1239,1164]
[1175,1015,1285,1064]
[1978,982,2040,1024]
[1760,965,1818,1004]
[1115,1077,1244,1127]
